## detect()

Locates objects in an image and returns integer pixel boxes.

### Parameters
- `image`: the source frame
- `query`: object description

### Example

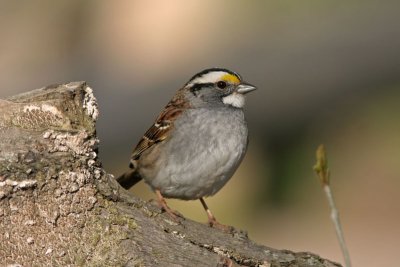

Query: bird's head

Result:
[184,68,256,108]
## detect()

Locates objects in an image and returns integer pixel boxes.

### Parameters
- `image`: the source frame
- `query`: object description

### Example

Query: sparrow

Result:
[117,68,256,229]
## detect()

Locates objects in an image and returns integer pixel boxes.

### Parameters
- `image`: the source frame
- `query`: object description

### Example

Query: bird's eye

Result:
[216,81,227,89]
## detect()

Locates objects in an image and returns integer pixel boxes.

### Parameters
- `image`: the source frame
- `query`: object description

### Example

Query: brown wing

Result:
[129,89,189,167]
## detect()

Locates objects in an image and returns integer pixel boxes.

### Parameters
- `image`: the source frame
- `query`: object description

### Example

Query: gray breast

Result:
[142,107,248,200]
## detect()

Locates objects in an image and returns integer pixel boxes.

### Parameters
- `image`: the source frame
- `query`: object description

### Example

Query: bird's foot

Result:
[161,204,183,222]
[155,189,183,223]
[208,217,234,233]
[199,197,233,232]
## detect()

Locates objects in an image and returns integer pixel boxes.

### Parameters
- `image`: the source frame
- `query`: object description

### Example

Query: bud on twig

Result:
[313,144,351,267]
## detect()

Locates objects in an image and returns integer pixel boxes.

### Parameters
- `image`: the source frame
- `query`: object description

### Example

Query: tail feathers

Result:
[116,169,143,189]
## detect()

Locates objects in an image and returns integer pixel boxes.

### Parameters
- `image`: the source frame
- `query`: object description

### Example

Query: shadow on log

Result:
[0,82,341,267]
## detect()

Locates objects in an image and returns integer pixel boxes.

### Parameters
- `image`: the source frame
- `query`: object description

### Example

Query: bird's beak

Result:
[236,83,257,94]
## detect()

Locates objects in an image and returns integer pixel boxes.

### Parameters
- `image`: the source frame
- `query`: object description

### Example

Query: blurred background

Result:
[1,1,399,266]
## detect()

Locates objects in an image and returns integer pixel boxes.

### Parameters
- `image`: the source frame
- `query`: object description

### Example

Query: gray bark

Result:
[0,82,341,267]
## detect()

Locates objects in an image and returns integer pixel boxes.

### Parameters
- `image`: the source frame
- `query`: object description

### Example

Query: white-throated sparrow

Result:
[117,68,256,229]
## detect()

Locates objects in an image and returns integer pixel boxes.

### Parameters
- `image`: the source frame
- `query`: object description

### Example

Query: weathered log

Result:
[0,82,341,267]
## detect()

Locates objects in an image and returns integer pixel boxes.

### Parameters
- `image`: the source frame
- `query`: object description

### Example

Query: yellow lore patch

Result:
[221,73,241,84]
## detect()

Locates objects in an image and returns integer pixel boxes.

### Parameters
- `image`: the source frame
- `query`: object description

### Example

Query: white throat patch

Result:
[222,93,245,108]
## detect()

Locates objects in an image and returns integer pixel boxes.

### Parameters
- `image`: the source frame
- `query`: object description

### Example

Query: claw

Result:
[200,197,233,232]
[155,189,182,222]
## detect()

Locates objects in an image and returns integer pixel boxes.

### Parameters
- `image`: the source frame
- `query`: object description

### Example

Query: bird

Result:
[117,67,256,230]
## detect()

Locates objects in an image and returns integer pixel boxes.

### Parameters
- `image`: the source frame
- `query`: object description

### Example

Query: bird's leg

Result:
[199,197,233,232]
[155,189,181,221]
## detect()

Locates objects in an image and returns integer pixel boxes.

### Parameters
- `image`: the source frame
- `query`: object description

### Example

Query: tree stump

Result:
[0,82,341,267]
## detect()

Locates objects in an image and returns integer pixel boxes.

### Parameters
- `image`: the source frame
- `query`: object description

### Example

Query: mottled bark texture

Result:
[0,82,341,267]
